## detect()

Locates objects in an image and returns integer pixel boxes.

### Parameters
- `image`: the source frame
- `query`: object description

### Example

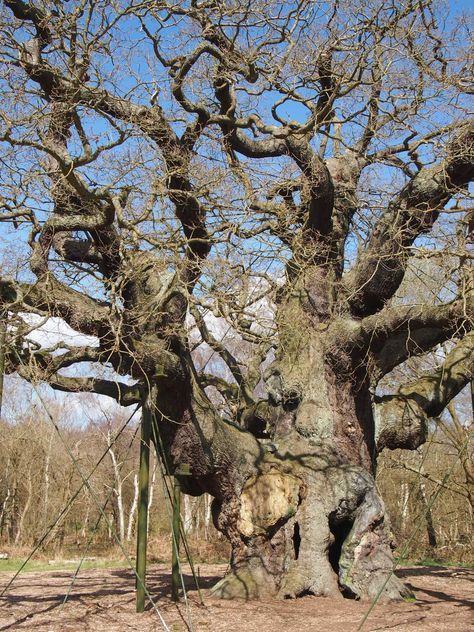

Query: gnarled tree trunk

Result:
[154,270,410,601]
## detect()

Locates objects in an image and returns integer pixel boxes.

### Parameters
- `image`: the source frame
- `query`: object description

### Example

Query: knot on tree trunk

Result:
[374,396,428,451]
[211,466,305,599]
[237,469,304,537]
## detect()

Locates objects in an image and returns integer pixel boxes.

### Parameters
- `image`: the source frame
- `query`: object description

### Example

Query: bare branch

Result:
[346,298,473,371]
[190,304,254,407]
[0,277,113,340]
[375,332,474,451]
[345,119,474,316]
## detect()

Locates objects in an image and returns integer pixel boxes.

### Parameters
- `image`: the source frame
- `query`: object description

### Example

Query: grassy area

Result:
[2,555,472,575]
[415,557,474,569]
[396,556,474,569]
[0,557,130,573]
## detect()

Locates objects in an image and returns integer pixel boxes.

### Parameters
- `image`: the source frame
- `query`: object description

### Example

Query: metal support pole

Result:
[171,476,181,602]
[136,388,153,613]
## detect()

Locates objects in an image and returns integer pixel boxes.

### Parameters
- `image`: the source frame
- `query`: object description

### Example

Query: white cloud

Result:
[21,314,99,349]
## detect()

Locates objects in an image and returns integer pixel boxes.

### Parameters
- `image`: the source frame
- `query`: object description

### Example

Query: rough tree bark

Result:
[152,269,411,601]
[1,0,473,604]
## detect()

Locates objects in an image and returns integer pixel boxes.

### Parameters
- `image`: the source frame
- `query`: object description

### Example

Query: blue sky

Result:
[1,0,473,424]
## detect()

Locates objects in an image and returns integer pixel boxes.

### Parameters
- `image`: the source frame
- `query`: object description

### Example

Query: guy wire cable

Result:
[0,400,141,598]
[60,421,141,608]
[9,350,171,631]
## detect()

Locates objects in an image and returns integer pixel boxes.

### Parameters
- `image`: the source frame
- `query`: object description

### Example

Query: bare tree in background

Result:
[378,387,474,561]
[0,0,473,600]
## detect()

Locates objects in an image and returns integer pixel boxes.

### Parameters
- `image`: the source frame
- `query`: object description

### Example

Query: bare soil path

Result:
[0,563,472,631]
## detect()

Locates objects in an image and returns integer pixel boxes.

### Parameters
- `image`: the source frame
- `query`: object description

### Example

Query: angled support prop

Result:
[0,311,6,419]
[136,386,154,613]
[171,476,181,602]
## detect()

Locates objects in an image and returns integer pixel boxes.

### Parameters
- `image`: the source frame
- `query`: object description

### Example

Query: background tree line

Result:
[0,381,472,565]
[0,387,225,561]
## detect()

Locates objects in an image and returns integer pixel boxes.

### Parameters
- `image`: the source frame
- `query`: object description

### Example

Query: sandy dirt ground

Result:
[0,563,473,632]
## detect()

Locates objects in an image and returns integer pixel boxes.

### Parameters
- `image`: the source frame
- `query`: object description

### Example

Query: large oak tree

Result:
[1,0,473,600]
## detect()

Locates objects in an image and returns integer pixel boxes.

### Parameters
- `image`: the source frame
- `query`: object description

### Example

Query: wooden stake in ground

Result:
[171,476,181,602]
[0,313,6,420]
[471,380,474,419]
[136,390,152,613]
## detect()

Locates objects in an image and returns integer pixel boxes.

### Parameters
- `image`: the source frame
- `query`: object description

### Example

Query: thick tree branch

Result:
[343,298,472,365]
[375,331,474,451]
[51,233,104,267]
[214,83,335,244]
[0,277,113,340]
[372,326,458,380]
[15,363,141,406]
[5,0,52,44]
[5,2,210,288]
[345,120,474,316]
[326,154,365,275]
[200,373,240,402]
[285,137,334,238]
